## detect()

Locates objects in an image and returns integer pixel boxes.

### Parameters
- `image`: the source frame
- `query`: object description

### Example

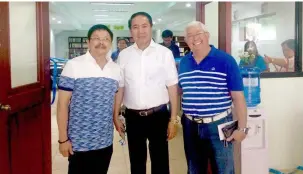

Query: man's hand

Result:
[226,130,246,142]
[167,121,177,140]
[59,140,73,157]
[114,117,125,138]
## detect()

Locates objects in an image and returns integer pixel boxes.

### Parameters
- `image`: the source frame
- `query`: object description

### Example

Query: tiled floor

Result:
[51,95,187,174]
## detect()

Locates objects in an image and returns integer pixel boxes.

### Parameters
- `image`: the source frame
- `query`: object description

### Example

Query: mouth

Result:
[193,42,202,46]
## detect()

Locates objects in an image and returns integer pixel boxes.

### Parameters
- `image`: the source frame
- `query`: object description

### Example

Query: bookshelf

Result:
[116,37,135,46]
[68,37,88,59]
[173,36,190,57]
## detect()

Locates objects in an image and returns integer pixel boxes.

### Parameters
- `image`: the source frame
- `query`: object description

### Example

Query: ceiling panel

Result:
[49,2,196,32]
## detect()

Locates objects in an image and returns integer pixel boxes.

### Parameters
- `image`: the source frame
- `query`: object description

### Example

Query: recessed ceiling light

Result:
[52,17,56,20]
[94,14,109,17]
[90,2,134,6]
[157,18,162,21]
[57,21,62,24]
[153,21,156,25]
[186,3,191,7]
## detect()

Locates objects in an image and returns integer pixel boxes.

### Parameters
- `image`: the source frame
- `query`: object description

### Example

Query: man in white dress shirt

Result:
[114,12,179,174]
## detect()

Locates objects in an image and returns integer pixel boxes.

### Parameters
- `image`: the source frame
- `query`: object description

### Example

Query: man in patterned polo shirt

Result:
[178,21,249,174]
[56,24,123,174]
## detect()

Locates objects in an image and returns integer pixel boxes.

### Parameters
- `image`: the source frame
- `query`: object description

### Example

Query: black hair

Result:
[128,12,153,29]
[87,24,113,42]
[244,41,259,56]
[281,39,295,51]
[162,30,173,38]
[117,37,129,44]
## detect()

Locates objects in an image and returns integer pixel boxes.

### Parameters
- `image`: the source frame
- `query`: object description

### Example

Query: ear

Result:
[87,39,90,50]
[205,32,210,39]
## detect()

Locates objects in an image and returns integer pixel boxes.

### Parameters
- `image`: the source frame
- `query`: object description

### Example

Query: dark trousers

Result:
[182,114,235,174]
[68,145,113,174]
[125,106,170,174]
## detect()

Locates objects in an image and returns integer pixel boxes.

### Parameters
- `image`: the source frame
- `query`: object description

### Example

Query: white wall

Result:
[50,29,56,57]
[261,77,303,170]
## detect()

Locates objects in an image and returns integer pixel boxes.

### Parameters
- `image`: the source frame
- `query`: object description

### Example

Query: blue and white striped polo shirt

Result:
[178,45,243,117]
[58,52,123,151]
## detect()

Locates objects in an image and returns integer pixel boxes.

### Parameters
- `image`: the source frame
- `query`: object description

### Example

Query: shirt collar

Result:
[85,51,112,63]
[133,39,157,50]
[190,45,216,59]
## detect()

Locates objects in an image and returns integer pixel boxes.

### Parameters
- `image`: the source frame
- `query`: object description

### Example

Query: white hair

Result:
[184,21,209,37]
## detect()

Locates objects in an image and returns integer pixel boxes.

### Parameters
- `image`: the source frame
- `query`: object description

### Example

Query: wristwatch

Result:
[237,127,249,134]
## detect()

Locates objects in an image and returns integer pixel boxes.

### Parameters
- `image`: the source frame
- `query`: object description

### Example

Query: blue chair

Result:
[50,57,68,105]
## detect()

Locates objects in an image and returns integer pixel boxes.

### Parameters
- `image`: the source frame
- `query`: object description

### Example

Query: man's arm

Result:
[57,90,72,141]
[113,87,124,123]
[167,84,178,120]
[230,91,247,129]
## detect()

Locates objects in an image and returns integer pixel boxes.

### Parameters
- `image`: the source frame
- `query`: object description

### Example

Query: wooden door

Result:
[0,2,51,174]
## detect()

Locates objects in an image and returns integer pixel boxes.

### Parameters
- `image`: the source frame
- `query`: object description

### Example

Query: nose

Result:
[138,27,144,34]
[193,35,199,42]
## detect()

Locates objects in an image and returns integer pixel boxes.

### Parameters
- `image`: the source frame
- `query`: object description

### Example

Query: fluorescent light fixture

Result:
[157,18,162,21]
[186,3,191,7]
[52,17,56,20]
[93,9,128,12]
[57,20,62,24]
[94,14,109,17]
[153,21,156,25]
[90,2,134,6]
[95,22,122,24]
[95,18,122,21]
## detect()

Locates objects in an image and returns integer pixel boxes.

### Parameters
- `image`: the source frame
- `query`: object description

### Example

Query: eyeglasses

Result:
[90,37,111,43]
[186,32,207,41]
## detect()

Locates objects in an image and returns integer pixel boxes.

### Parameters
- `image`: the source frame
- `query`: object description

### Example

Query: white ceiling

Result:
[49,2,196,33]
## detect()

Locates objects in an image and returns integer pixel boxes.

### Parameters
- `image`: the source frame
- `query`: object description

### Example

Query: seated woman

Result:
[264,39,295,72]
[239,41,268,72]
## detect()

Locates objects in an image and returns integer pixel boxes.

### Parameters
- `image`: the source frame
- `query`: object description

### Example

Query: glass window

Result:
[231,2,296,73]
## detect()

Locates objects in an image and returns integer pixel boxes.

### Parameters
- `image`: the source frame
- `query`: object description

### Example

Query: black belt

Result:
[126,104,166,116]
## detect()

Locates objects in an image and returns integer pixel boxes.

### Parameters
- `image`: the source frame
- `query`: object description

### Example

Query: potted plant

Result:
[239,51,256,67]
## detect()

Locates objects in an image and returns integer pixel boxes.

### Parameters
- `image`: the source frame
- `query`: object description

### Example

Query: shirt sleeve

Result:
[58,61,76,91]
[164,50,179,87]
[117,54,125,88]
[175,45,180,58]
[226,56,244,91]
[256,56,267,72]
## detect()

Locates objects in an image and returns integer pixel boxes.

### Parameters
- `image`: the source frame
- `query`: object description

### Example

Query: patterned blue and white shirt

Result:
[58,52,123,152]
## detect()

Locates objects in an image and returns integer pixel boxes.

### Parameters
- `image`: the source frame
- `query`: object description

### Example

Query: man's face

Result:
[130,15,152,46]
[87,29,112,56]
[282,44,295,58]
[118,40,127,50]
[185,25,209,52]
[163,37,172,46]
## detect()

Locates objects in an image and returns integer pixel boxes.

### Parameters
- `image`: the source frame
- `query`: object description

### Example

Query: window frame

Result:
[198,2,303,78]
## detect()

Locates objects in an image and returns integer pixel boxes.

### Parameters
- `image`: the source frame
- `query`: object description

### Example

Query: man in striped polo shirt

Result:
[179,21,248,174]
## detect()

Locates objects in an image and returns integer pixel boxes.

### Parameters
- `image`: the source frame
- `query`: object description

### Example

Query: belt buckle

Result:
[193,117,204,123]
[139,111,148,116]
